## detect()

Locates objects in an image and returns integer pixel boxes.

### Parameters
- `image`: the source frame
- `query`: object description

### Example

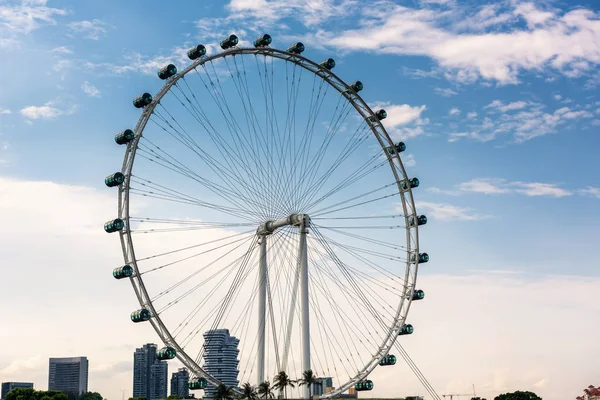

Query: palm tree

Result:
[273,371,295,399]
[214,384,234,400]
[240,383,257,400]
[257,381,274,400]
[297,370,320,399]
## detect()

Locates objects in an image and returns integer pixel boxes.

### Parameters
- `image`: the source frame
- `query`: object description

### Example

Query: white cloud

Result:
[578,186,600,199]
[456,178,573,198]
[304,1,600,84]
[0,0,66,34]
[0,108,11,114]
[51,45,72,54]
[553,94,562,101]
[67,19,110,40]
[402,153,416,167]
[416,201,491,221]
[370,102,428,140]
[448,107,460,116]
[466,111,477,119]
[19,101,74,120]
[82,81,101,97]
[434,87,458,97]
[485,100,528,112]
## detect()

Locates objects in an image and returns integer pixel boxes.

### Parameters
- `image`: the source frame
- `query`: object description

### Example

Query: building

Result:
[1,382,34,399]
[170,368,190,398]
[202,329,239,399]
[133,343,168,400]
[48,357,89,400]
[312,377,333,396]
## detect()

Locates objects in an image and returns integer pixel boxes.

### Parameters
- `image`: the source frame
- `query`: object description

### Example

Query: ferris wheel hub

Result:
[256,213,311,236]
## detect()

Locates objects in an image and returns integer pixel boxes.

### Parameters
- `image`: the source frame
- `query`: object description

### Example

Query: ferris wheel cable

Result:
[311,182,396,216]
[302,156,387,213]
[319,226,408,250]
[393,342,441,400]
[295,109,371,211]
[307,250,373,374]
[311,193,400,218]
[154,235,258,311]
[141,116,270,222]
[311,226,392,334]
[129,175,260,222]
[313,214,404,220]
[133,146,266,222]
[157,93,270,219]
[138,233,254,275]
[307,243,400,328]
[130,225,255,234]
[135,230,253,262]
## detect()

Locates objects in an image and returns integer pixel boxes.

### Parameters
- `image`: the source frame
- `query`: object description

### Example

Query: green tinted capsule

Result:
[113,265,133,279]
[188,378,207,390]
[399,324,414,335]
[401,177,419,190]
[286,42,305,54]
[131,308,151,323]
[376,109,387,120]
[319,58,336,70]
[105,172,125,187]
[133,93,152,108]
[253,34,272,47]
[158,64,177,80]
[412,289,425,300]
[157,346,176,360]
[104,218,124,233]
[187,44,207,60]
[115,129,135,145]
[350,81,363,93]
[409,214,427,227]
[220,34,238,49]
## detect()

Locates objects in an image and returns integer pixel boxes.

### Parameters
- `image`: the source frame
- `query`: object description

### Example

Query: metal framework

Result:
[116,45,421,398]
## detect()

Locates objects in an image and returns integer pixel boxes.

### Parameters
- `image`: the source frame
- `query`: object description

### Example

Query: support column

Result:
[298,215,311,399]
[257,236,267,385]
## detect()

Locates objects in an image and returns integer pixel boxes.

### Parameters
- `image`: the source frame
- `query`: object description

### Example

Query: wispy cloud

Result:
[578,186,600,199]
[19,100,75,120]
[403,153,416,167]
[435,87,458,97]
[448,107,460,116]
[371,101,428,140]
[417,201,491,221]
[67,19,110,40]
[81,81,100,97]
[51,46,72,54]
[453,178,573,198]
[0,108,12,115]
[0,0,66,35]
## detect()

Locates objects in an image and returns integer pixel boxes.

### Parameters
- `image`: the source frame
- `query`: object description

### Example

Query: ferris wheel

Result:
[104,33,428,399]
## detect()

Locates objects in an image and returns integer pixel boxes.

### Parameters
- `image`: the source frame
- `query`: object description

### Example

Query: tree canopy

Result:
[80,392,103,400]
[6,388,68,400]
[494,391,542,400]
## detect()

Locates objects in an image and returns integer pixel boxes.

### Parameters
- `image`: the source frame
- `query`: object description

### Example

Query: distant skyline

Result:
[1,1,599,400]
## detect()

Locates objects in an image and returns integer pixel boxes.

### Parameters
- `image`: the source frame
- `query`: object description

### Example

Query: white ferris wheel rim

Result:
[115,43,422,398]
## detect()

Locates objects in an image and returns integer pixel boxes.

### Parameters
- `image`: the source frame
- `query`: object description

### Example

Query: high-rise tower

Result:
[202,329,239,399]
[133,344,168,400]
[48,357,89,400]
[169,368,189,399]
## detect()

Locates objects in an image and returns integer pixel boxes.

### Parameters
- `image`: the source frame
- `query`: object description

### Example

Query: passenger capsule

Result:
[220,34,238,49]
[355,380,374,391]
[412,289,425,300]
[319,58,336,70]
[399,324,414,335]
[158,64,177,80]
[188,44,207,60]
[104,218,124,233]
[286,42,305,54]
[376,109,387,120]
[157,346,176,360]
[409,215,427,227]
[386,142,406,155]
[133,93,152,108]
[113,265,133,279]
[114,129,135,145]
[131,308,151,323]
[188,378,207,390]
[379,354,397,366]
[105,172,125,187]
[350,81,363,93]
[410,253,429,264]
[401,177,419,190]
[253,34,272,48]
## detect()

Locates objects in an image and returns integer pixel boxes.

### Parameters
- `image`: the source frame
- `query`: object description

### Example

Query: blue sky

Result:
[1,1,599,400]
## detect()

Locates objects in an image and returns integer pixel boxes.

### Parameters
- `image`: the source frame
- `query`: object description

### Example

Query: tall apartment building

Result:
[48,357,89,400]
[1,382,34,399]
[202,329,239,399]
[170,368,189,398]
[133,343,168,400]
